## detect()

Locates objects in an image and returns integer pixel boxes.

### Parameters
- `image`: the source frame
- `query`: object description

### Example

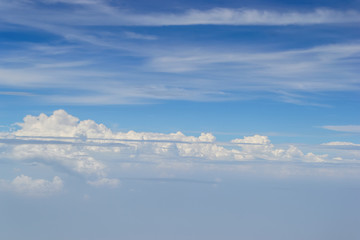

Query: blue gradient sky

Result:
[1,0,360,239]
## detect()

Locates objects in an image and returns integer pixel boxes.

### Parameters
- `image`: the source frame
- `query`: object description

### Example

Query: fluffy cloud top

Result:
[16,109,113,138]
[11,110,327,167]
[232,135,326,162]
[10,110,328,166]
[0,109,345,194]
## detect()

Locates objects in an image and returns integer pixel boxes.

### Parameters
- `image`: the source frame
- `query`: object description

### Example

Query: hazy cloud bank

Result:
[0,110,359,196]
[0,175,63,197]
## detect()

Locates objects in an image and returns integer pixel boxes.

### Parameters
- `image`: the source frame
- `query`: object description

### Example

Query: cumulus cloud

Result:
[0,175,63,197]
[4,109,328,169]
[232,135,326,162]
[0,109,346,190]
[0,109,358,190]
[10,144,106,175]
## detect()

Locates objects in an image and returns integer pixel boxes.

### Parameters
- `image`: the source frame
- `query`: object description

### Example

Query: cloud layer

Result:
[2,1,360,27]
[0,2,359,105]
[0,110,359,196]
[11,109,327,166]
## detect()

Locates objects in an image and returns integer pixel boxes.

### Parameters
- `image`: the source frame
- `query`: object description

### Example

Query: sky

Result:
[0,0,360,239]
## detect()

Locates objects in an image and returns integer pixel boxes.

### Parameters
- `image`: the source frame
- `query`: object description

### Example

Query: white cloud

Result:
[323,141,360,146]
[1,26,359,105]
[124,32,157,40]
[10,144,106,175]
[322,125,360,133]
[15,109,113,138]
[87,178,120,188]
[0,2,359,107]
[0,42,359,105]
[35,61,91,69]
[0,109,359,187]
[6,109,328,169]
[319,142,360,163]
[2,2,360,27]
[0,175,63,197]
[231,135,326,162]
[125,8,360,26]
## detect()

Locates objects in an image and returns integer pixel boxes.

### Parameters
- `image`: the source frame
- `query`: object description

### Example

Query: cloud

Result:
[320,141,360,163]
[1,41,359,105]
[232,135,326,162]
[35,61,91,69]
[2,110,328,172]
[0,175,63,197]
[1,1,360,106]
[323,141,360,146]
[322,125,360,133]
[2,2,360,27]
[10,144,106,175]
[87,178,120,188]
[124,32,158,40]
[15,109,112,138]
[41,0,98,4]
[321,141,360,151]
[123,8,360,26]
[0,91,34,96]
[0,109,359,191]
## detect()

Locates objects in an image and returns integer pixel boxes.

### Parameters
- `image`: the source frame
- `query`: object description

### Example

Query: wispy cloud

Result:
[35,61,92,69]
[1,40,359,105]
[124,32,158,40]
[1,1,360,28]
[122,8,360,26]
[322,125,360,133]
[321,142,360,151]
[323,141,360,146]
[0,2,359,106]
[0,91,34,96]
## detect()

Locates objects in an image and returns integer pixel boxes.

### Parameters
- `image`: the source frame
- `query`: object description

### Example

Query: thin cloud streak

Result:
[1,41,360,105]
[0,91,34,96]
[323,125,360,133]
[1,1,360,27]
[7,135,267,146]
[0,2,359,106]
[122,8,360,26]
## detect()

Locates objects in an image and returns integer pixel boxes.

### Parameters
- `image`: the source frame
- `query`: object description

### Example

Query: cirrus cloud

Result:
[322,125,360,133]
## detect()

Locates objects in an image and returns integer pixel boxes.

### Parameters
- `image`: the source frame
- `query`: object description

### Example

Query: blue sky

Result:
[1,0,360,239]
